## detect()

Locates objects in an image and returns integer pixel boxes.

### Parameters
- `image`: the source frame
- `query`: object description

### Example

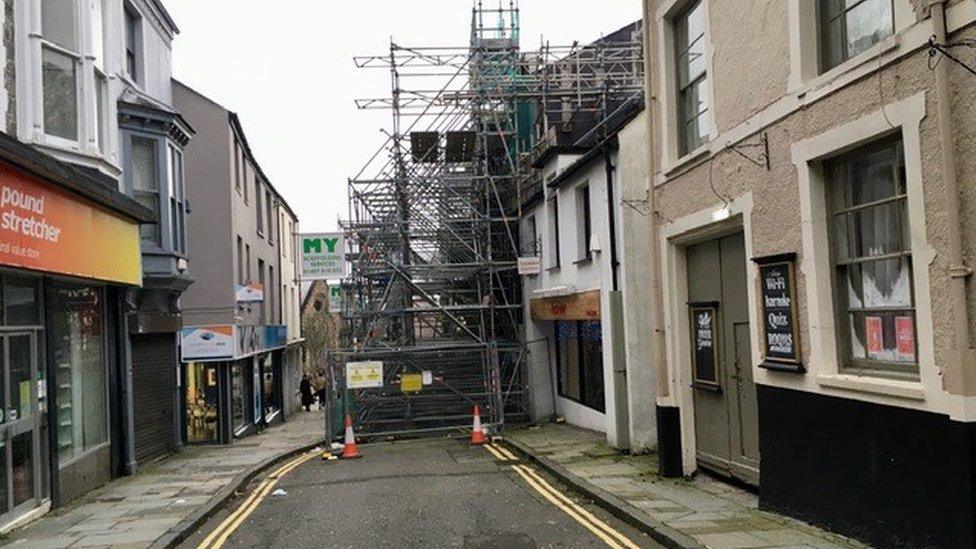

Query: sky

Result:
[166,1,643,233]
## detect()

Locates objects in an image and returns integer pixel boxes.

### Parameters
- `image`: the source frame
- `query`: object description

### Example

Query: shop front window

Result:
[49,284,107,463]
[259,354,279,421]
[185,363,219,443]
[231,363,247,434]
[554,321,605,412]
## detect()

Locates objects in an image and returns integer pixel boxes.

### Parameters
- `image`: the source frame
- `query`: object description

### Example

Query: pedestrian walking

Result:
[313,370,327,410]
[300,374,314,412]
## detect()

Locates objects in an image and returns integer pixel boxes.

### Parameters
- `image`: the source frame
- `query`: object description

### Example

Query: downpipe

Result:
[930,0,976,394]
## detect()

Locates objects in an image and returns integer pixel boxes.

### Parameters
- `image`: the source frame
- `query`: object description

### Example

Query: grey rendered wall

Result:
[230,140,280,328]
[173,82,235,327]
[616,112,655,452]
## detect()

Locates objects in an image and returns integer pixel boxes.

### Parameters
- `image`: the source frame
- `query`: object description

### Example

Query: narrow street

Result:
[180,439,660,549]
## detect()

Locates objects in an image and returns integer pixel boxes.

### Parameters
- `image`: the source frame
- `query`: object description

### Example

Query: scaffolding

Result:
[335,0,644,437]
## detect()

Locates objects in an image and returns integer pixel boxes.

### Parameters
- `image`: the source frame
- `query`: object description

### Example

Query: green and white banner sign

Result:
[329,284,342,312]
[301,233,345,280]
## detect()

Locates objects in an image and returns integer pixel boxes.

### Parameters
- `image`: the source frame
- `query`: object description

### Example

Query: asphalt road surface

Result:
[181,438,662,549]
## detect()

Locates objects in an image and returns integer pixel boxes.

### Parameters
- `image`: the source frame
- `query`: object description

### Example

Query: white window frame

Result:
[16,0,118,172]
[791,92,936,403]
[656,0,716,172]
[122,1,143,86]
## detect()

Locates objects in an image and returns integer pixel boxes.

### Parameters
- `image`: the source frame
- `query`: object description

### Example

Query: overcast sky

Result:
[166,1,642,233]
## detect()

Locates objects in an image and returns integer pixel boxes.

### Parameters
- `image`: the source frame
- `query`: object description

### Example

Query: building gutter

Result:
[641,2,667,401]
[604,148,620,292]
[930,0,976,394]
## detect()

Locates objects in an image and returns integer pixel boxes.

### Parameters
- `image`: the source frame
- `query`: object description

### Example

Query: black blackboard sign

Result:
[754,253,803,372]
[689,302,720,388]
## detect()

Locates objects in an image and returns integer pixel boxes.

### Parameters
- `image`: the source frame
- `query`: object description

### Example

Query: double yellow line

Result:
[197,450,318,549]
[485,443,640,549]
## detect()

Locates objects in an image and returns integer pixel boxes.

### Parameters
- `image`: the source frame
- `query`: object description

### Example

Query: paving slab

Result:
[0,411,325,549]
[504,423,867,549]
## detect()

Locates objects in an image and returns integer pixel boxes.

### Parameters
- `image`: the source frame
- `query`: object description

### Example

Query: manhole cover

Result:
[464,533,536,548]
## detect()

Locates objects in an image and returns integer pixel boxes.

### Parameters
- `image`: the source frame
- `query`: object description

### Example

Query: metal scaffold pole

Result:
[337,0,643,438]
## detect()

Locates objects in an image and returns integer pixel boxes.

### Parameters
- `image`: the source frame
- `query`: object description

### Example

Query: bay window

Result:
[34,0,110,156]
[131,135,159,245]
[168,144,187,254]
[121,99,192,257]
[41,47,78,141]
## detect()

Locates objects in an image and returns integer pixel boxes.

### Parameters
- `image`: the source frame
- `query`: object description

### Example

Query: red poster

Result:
[865,316,883,357]
[896,316,916,361]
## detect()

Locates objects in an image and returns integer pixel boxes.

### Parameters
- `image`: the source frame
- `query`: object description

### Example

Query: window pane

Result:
[580,321,605,412]
[124,7,139,80]
[846,0,893,59]
[849,312,867,359]
[843,263,864,308]
[91,0,104,70]
[822,15,846,70]
[42,48,78,141]
[95,73,107,152]
[678,36,706,87]
[50,285,106,463]
[4,277,40,326]
[131,136,159,243]
[849,145,895,205]
[859,311,916,363]
[834,214,850,261]
[132,137,158,192]
[42,0,77,51]
[853,201,905,257]
[556,322,580,401]
[862,257,912,308]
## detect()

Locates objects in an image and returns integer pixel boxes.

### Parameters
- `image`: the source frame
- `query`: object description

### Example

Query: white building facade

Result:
[522,110,654,451]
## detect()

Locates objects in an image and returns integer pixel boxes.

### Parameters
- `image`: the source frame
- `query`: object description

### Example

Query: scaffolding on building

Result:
[334,0,645,438]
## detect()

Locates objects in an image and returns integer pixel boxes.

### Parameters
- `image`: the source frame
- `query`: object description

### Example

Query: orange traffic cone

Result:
[470,405,487,445]
[340,414,363,459]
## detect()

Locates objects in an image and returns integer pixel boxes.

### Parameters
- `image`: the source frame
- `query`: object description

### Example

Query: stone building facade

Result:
[642,0,976,546]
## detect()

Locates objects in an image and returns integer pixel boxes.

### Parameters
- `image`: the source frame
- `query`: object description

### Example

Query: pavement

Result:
[503,424,867,549]
[179,437,663,549]
[0,410,326,549]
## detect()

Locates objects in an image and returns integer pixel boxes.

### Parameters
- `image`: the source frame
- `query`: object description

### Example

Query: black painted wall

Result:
[758,385,976,548]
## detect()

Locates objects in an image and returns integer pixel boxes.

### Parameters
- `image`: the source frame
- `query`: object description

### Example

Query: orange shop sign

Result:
[0,162,141,285]
[530,290,601,321]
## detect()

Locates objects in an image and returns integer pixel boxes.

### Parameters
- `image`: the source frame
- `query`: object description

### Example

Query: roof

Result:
[148,0,179,35]
[226,116,299,223]
[547,99,644,190]
[0,132,155,223]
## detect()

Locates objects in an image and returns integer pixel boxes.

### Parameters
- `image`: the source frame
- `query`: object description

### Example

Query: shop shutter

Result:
[131,334,177,464]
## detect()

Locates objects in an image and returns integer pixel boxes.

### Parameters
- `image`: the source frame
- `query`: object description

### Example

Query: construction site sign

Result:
[346,361,383,389]
[301,233,345,280]
[401,374,423,393]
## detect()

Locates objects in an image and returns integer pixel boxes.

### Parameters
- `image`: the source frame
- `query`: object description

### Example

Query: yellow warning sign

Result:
[401,374,423,393]
[346,361,384,389]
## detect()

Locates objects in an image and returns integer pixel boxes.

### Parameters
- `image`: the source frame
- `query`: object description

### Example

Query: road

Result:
[181,438,662,549]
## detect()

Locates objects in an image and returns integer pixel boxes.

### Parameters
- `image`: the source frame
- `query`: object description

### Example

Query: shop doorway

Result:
[0,332,41,524]
[686,233,759,486]
[184,363,220,444]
